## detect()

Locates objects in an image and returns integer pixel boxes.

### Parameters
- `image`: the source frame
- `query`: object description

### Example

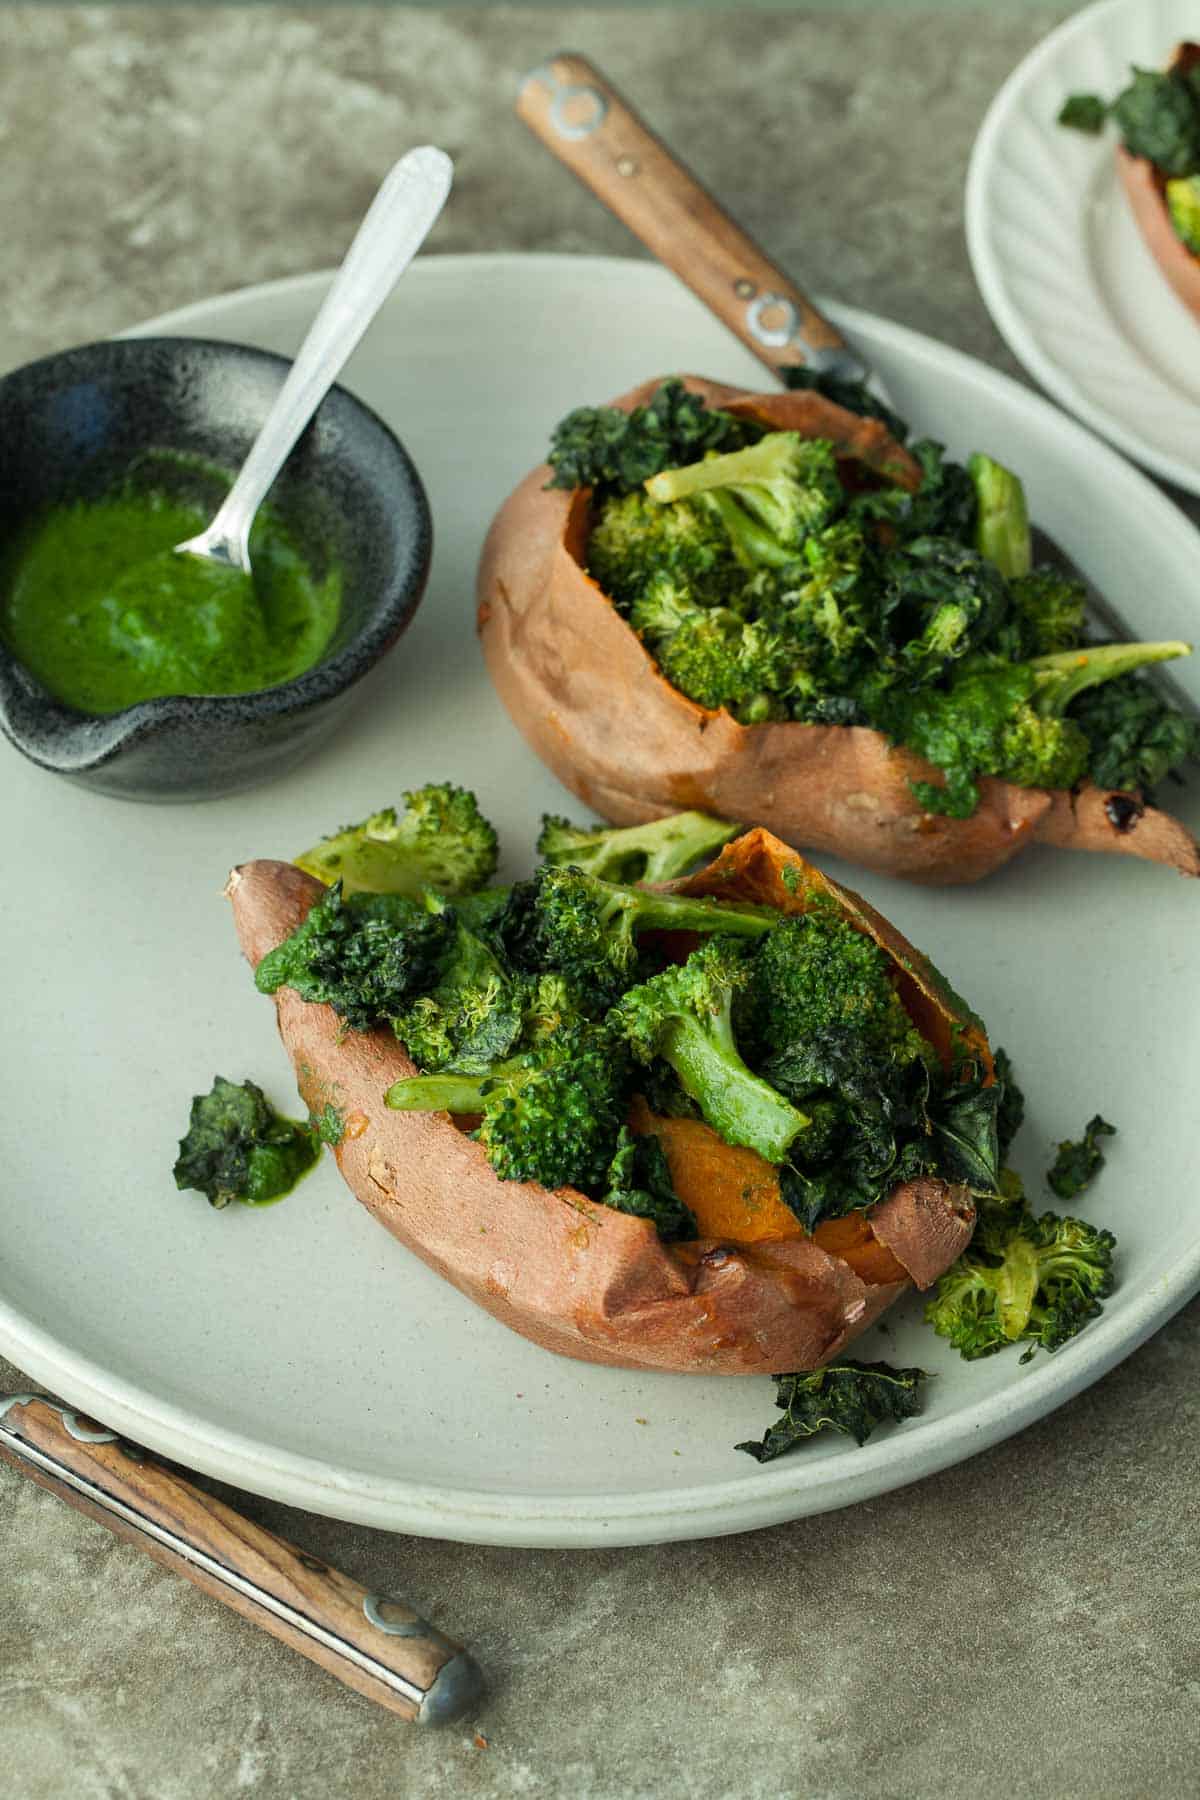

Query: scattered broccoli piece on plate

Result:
[174,1077,319,1209]
[736,1360,928,1461]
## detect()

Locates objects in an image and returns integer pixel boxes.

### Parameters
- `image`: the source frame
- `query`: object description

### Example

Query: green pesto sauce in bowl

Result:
[0,482,341,715]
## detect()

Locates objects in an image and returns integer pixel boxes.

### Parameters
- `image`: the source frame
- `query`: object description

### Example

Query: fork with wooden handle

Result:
[0,1394,482,1726]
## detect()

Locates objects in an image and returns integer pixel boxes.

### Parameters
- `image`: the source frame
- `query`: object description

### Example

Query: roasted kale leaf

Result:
[737,1360,928,1461]
[1047,1114,1117,1200]
[546,378,756,495]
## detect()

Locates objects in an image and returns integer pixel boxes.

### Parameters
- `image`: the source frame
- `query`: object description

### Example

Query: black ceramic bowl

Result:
[0,336,432,800]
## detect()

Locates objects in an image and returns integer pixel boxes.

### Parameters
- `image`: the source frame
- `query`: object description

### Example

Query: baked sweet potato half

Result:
[228,827,978,1376]
[478,376,1199,884]
[1116,44,1200,323]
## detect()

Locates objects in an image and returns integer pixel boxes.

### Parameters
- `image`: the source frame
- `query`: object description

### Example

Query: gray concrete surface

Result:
[3,8,1199,1798]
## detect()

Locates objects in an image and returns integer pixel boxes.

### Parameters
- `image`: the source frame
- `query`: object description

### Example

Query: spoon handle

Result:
[0,1394,482,1725]
[517,53,867,384]
[200,145,452,566]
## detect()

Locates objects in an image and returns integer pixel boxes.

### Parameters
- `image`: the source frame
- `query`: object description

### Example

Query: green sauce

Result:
[1,475,340,715]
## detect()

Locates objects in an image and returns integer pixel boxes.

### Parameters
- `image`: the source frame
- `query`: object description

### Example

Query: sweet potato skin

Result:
[227,831,976,1374]
[477,375,1199,883]
[1116,45,1200,324]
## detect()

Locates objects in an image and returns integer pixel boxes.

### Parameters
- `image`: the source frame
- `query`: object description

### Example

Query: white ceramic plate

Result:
[967,0,1200,495]
[2,254,1198,1548]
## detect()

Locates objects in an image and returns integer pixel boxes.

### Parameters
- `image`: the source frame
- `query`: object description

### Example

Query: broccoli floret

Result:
[1167,173,1200,253]
[645,597,788,720]
[1047,1114,1117,1200]
[174,1077,319,1209]
[385,1025,628,1191]
[587,489,744,611]
[546,378,757,496]
[967,452,1031,579]
[889,640,1192,818]
[1070,673,1200,793]
[537,810,738,884]
[645,432,843,568]
[610,939,808,1164]
[754,520,875,695]
[600,1127,697,1241]
[736,1360,927,1461]
[496,864,775,1012]
[254,884,456,1031]
[926,1206,1116,1360]
[1007,567,1088,657]
[742,911,929,1066]
[294,784,499,898]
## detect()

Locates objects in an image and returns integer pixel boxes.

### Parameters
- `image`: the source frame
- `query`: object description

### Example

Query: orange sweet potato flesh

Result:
[227,829,975,1374]
[478,374,1199,883]
[1117,45,1200,324]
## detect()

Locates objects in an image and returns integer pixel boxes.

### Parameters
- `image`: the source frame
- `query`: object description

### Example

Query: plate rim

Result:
[3,250,1199,1547]
[965,0,1200,497]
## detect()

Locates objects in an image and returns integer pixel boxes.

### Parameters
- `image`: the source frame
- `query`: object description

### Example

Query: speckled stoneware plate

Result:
[1,255,1198,1548]
[967,0,1200,496]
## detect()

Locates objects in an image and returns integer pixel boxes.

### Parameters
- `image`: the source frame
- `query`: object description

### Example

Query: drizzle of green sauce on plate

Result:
[1,471,340,714]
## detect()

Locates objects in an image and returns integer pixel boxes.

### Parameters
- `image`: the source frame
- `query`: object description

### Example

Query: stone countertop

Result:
[3,8,1198,1798]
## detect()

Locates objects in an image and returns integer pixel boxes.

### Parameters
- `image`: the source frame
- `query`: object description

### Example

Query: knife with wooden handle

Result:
[517,50,868,386]
[0,1394,483,1726]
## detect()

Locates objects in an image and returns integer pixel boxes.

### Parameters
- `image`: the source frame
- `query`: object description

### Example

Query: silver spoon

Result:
[174,145,452,575]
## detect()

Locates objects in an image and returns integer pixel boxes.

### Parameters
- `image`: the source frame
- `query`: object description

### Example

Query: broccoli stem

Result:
[659,1007,808,1165]
[1030,641,1191,716]
[967,453,1031,579]
[604,886,777,942]
[385,1071,492,1112]
[644,434,799,506]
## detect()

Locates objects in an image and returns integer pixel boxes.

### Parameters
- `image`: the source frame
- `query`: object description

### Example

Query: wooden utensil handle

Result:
[0,1395,481,1725]
[517,51,867,383]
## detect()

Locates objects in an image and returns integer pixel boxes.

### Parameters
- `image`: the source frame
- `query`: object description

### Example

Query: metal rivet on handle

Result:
[746,292,799,349]
[615,155,639,177]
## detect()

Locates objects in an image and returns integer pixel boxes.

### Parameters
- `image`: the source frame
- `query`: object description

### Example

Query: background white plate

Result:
[2,254,1198,1548]
[967,0,1200,495]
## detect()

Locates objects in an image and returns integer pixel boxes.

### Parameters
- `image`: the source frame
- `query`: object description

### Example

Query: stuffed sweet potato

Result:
[1114,44,1200,322]
[230,824,983,1376]
[478,376,1199,884]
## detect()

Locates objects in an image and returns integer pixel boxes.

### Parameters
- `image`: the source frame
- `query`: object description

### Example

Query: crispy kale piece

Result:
[495,864,774,1011]
[601,1127,697,1241]
[254,884,456,1031]
[848,439,977,547]
[537,809,738,884]
[389,912,527,1075]
[967,452,1031,579]
[736,1360,927,1461]
[1058,92,1108,134]
[174,1077,319,1209]
[546,378,756,496]
[781,364,910,444]
[993,1046,1026,1160]
[926,1199,1116,1360]
[645,431,843,568]
[1070,675,1200,794]
[611,939,808,1164]
[385,1024,628,1192]
[1058,64,1200,177]
[876,537,1012,685]
[294,784,499,898]
[1047,1115,1117,1200]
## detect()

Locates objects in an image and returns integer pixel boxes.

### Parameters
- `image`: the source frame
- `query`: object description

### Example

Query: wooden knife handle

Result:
[0,1395,482,1725]
[517,51,867,383]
